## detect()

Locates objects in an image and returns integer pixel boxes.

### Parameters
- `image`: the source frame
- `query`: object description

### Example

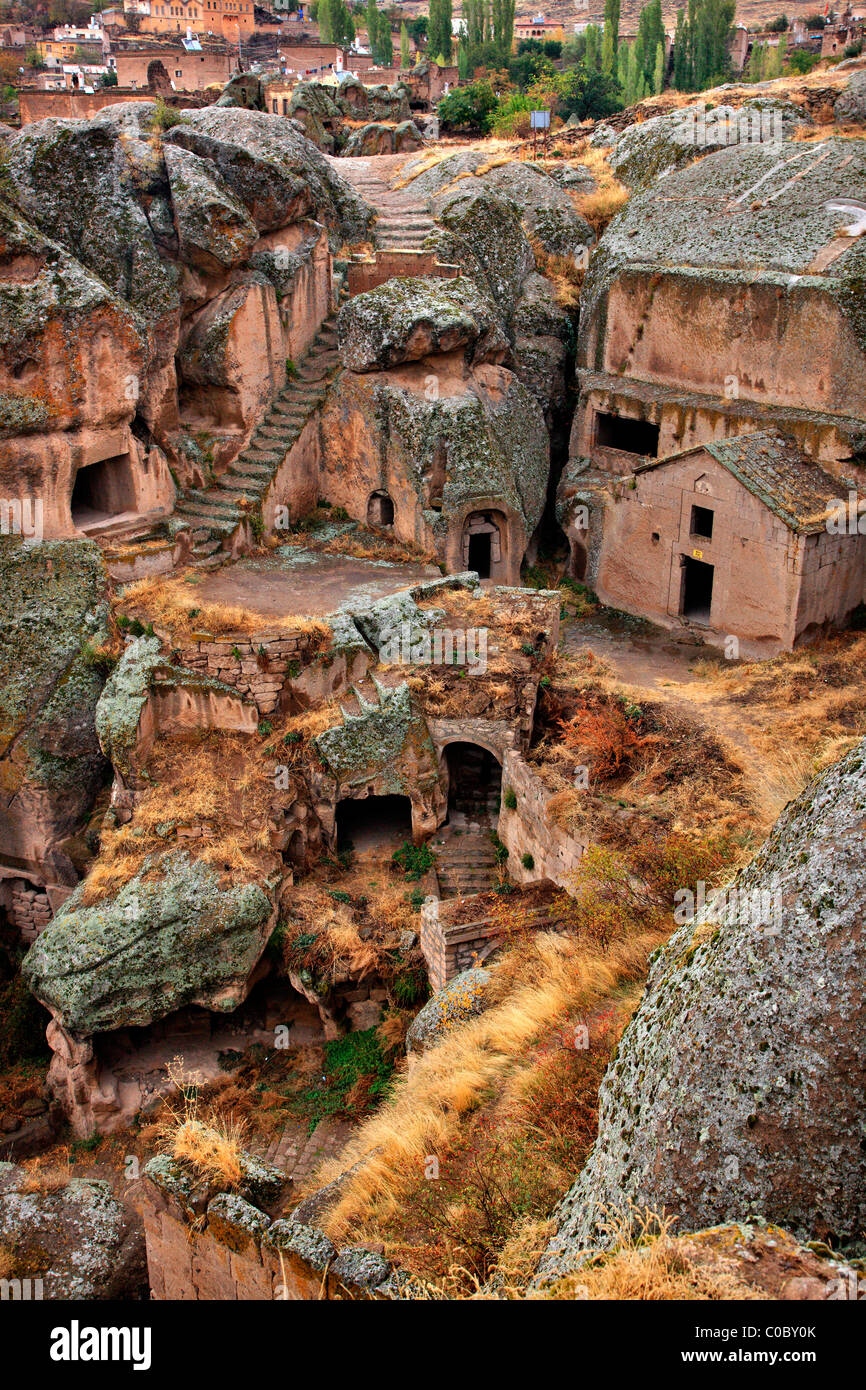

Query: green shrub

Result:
[503,786,517,810]
[521,852,535,870]
[392,841,435,880]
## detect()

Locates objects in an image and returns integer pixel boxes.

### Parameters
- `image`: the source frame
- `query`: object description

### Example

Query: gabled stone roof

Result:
[636,430,854,533]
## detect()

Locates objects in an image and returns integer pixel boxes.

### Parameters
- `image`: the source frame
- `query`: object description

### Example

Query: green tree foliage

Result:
[400,20,411,66]
[428,0,453,62]
[438,77,499,131]
[601,0,620,72]
[491,0,515,60]
[671,0,734,92]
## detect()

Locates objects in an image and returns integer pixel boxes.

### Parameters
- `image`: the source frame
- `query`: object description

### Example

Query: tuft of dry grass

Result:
[156,1056,247,1189]
[566,143,630,232]
[532,1210,769,1302]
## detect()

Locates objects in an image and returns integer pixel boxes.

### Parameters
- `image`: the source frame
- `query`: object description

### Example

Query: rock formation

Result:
[537,738,866,1279]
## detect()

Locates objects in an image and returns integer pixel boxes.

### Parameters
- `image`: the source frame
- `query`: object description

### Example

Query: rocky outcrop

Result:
[605,99,809,188]
[0,102,372,501]
[23,849,275,1038]
[537,740,866,1280]
[0,539,112,905]
[407,150,594,262]
[835,69,866,123]
[342,119,425,157]
[406,967,491,1054]
[280,78,412,154]
[337,276,507,372]
[320,357,550,582]
[0,1161,147,1299]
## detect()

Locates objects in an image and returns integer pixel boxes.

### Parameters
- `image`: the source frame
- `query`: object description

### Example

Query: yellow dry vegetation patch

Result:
[117,570,332,645]
[306,928,663,1250]
[678,630,866,818]
[531,1212,769,1302]
[157,1057,248,1189]
[80,699,344,905]
[567,144,631,233]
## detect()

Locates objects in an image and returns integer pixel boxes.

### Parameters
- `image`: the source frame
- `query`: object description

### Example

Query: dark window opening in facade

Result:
[595,412,660,458]
[690,504,714,540]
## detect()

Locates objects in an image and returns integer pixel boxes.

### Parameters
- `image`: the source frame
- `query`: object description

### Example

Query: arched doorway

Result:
[461,511,506,581]
[336,793,412,854]
[443,742,502,822]
[367,490,394,527]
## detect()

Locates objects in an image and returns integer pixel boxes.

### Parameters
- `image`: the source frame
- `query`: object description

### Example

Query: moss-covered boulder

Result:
[537,739,866,1279]
[430,188,537,326]
[337,275,507,372]
[409,151,593,261]
[164,106,373,246]
[2,104,180,328]
[607,99,808,188]
[0,1163,147,1300]
[163,143,259,274]
[23,849,275,1036]
[0,539,112,886]
[406,968,491,1054]
[342,122,396,157]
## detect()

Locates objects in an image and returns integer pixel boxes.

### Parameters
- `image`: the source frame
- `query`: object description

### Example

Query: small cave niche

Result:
[71,454,137,532]
[366,490,395,528]
[336,793,412,854]
[595,411,660,458]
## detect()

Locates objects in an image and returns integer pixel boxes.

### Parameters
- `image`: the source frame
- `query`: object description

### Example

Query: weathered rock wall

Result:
[537,739,866,1280]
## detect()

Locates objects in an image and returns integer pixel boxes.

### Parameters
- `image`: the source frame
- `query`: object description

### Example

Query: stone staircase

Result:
[433,815,501,900]
[330,154,436,251]
[173,316,340,566]
[255,1115,355,1183]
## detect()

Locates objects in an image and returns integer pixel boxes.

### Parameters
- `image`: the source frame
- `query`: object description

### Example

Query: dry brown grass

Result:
[156,1056,247,1189]
[117,570,332,644]
[304,928,663,1253]
[532,1211,769,1302]
[566,143,631,232]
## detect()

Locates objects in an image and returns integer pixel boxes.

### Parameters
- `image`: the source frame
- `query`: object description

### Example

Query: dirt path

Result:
[560,613,797,806]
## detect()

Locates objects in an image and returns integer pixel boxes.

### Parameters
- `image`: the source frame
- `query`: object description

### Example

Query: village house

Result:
[592,432,866,653]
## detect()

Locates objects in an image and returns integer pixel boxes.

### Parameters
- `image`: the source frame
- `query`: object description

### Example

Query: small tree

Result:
[400,20,410,67]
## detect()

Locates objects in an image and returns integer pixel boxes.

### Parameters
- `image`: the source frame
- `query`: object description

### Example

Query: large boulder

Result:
[406,968,491,1055]
[607,99,808,188]
[164,106,373,245]
[163,143,259,274]
[337,276,507,372]
[0,1162,147,1299]
[537,739,866,1280]
[342,121,396,158]
[407,151,594,261]
[23,848,275,1037]
[429,188,536,327]
[835,69,866,123]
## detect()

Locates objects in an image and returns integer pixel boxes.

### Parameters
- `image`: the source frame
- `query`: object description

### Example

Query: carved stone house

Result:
[593,432,866,652]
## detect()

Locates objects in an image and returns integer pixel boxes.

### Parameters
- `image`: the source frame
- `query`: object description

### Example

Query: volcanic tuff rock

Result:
[0,1161,147,1300]
[405,150,594,260]
[23,849,275,1037]
[0,102,373,491]
[0,539,112,891]
[337,276,508,373]
[406,968,492,1054]
[606,99,808,188]
[536,739,866,1281]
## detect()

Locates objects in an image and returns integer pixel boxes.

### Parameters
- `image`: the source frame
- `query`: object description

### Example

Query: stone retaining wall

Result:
[142,1161,396,1301]
[6,878,52,943]
[498,750,586,888]
[177,630,321,717]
